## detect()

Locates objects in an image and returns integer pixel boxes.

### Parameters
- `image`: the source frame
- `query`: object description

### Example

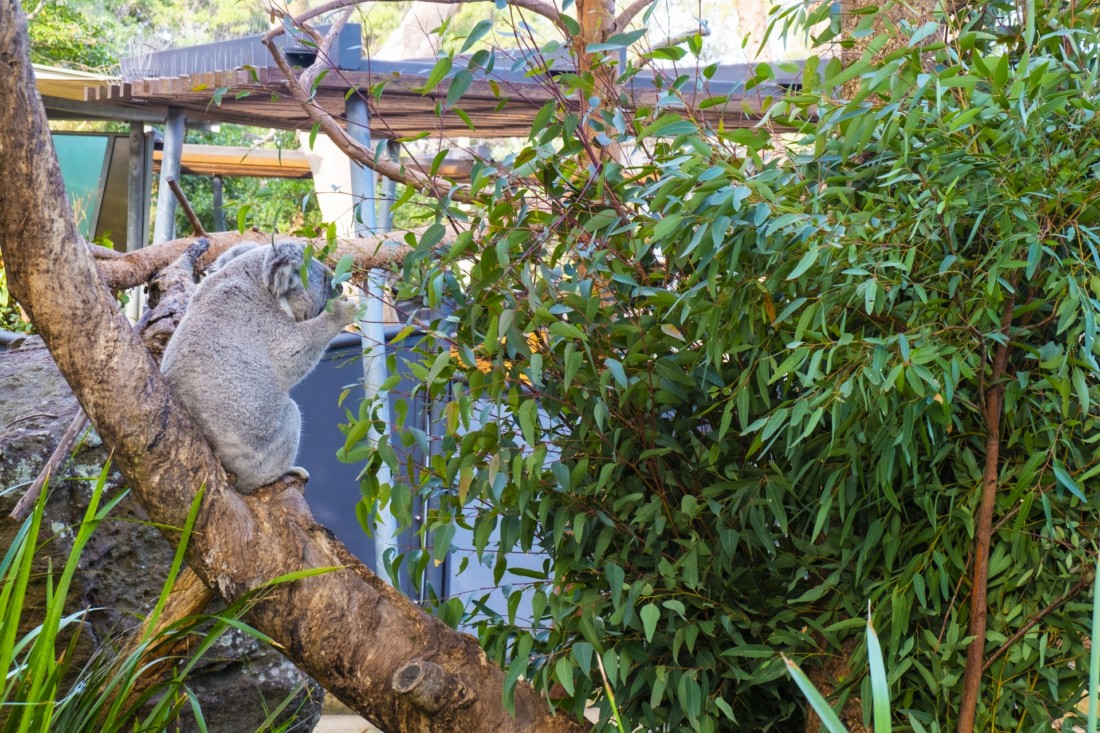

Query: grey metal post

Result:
[211,175,227,232]
[126,122,150,253]
[152,108,185,244]
[347,93,396,579]
[345,94,377,234]
[124,122,155,321]
[378,139,399,233]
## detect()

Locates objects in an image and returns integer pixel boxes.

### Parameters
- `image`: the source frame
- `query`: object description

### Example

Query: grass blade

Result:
[866,613,891,733]
[783,654,849,733]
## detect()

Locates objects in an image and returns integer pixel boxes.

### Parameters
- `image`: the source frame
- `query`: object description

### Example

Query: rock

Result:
[0,338,323,732]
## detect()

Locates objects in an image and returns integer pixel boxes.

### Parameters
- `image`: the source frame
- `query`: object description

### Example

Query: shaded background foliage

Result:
[342,1,1100,730]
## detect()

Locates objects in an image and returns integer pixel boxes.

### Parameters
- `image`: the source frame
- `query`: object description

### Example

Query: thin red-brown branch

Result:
[956,292,1016,733]
[982,571,1093,674]
[261,9,474,204]
[166,176,208,236]
[9,411,87,521]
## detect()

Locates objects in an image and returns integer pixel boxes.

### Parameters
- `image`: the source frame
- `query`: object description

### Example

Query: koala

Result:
[161,242,358,493]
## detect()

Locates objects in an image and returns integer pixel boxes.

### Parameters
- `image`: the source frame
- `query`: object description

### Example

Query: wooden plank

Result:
[153,144,312,178]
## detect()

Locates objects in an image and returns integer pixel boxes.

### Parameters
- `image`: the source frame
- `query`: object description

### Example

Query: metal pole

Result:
[126,122,149,253]
[345,95,377,234]
[152,108,185,244]
[211,175,226,232]
[124,122,153,321]
[378,139,399,233]
[346,94,397,581]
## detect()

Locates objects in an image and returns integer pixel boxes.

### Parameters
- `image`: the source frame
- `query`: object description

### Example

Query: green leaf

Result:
[1053,460,1086,502]
[432,523,455,565]
[787,247,819,280]
[586,28,647,52]
[866,615,891,733]
[653,213,684,240]
[518,399,538,445]
[605,358,628,388]
[573,641,594,674]
[460,19,494,53]
[638,113,697,138]
[640,603,660,643]
[426,348,451,385]
[236,203,251,233]
[555,657,575,697]
[453,107,476,131]
[420,56,453,95]
[908,21,940,47]
[446,69,473,108]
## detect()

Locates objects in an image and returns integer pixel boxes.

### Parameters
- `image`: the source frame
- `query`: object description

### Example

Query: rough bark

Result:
[0,4,587,732]
[93,229,421,292]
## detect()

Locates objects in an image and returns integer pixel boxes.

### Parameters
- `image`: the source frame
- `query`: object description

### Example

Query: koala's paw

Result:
[330,296,359,326]
[285,466,310,483]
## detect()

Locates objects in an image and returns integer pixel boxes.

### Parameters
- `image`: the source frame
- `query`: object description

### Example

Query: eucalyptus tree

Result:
[330,1,1100,731]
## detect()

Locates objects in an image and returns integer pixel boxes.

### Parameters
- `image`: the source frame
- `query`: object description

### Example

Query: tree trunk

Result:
[573,0,621,163]
[0,4,587,732]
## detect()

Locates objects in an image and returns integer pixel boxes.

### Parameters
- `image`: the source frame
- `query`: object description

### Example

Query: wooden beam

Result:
[154,144,313,179]
[155,144,477,181]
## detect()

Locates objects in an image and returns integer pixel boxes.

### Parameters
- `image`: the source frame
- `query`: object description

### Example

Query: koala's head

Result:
[262,243,342,322]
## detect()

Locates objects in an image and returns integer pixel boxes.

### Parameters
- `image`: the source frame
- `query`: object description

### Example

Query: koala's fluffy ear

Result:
[263,244,305,299]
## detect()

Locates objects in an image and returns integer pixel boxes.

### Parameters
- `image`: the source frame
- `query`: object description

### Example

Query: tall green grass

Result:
[0,465,314,732]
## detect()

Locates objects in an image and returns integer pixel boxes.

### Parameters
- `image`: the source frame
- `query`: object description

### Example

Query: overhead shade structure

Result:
[72,24,804,139]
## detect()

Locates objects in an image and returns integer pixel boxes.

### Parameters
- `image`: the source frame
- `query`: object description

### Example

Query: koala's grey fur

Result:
[161,242,358,492]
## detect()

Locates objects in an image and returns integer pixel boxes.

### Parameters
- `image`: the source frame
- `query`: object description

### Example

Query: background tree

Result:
[322,1,1100,731]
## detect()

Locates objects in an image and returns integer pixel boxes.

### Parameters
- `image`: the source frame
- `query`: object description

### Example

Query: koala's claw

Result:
[286,466,310,483]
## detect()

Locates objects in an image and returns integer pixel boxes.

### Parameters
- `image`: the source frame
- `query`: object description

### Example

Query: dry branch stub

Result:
[392,660,477,714]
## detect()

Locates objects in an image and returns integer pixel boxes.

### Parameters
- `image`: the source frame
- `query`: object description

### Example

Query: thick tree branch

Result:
[613,0,654,32]
[0,4,586,732]
[92,229,422,291]
[652,24,710,51]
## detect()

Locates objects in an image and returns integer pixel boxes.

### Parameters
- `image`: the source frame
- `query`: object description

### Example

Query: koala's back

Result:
[161,243,355,492]
[164,246,281,397]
